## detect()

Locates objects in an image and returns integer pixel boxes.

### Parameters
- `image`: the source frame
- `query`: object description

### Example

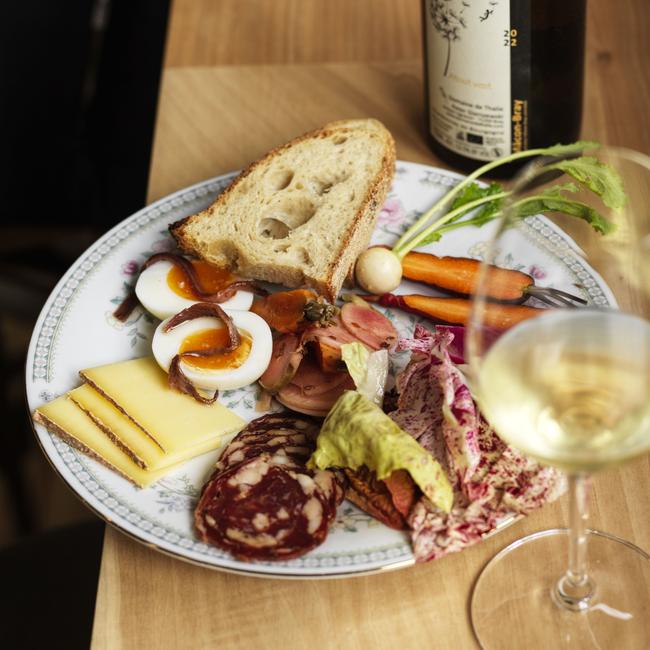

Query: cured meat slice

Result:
[238,412,318,434]
[203,433,314,489]
[343,467,407,530]
[289,358,350,396]
[215,438,313,474]
[340,302,398,351]
[195,453,335,560]
[275,374,355,418]
[304,316,360,373]
[196,414,344,561]
[232,416,318,444]
[383,470,418,519]
[306,316,360,350]
[213,413,319,474]
[233,430,311,450]
[258,333,304,393]
[312,468,347,511]
[311,337,346,374]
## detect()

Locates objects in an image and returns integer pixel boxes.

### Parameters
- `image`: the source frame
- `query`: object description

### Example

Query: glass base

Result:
[471,529,650,649]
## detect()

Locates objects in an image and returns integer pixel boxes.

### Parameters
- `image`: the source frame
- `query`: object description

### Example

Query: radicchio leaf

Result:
[390,325,566,562]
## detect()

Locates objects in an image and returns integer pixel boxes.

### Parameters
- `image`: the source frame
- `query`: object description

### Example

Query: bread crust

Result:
[170,119,396,302]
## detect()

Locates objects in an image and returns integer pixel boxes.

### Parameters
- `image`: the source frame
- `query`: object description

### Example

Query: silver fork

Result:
[525,286,589,308]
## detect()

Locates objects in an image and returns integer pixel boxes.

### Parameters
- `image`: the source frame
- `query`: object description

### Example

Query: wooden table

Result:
[91,3,650,649]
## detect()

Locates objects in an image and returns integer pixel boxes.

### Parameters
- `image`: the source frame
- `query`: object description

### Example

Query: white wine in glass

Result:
[480,310,650,473]
[467,147,650,649]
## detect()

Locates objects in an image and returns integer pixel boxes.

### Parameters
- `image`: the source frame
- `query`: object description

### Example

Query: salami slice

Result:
[235,413,319,438]
[214,414,319,471]
[215,439,313,474]
[195,453,335,560]
[196,414,343,561]
[234,429,313,448]
[312,468,347,511]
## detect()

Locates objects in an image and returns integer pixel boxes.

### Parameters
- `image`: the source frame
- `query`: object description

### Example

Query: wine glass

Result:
[466,147,650,649]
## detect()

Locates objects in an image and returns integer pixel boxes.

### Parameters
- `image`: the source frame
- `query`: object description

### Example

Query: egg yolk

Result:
[179,327,252,370]
[167,261,236,299]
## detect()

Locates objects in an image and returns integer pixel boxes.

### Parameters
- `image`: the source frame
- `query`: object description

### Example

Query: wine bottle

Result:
[421,0,586,175]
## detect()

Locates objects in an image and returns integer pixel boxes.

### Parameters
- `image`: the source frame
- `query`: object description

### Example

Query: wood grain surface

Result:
[91,1,650,648]
[164,0,422,67]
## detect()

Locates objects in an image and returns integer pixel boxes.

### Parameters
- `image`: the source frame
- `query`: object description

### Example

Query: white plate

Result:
[25,161,614,578]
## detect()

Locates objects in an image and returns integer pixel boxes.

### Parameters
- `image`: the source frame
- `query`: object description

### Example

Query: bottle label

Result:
[425,0,531,161]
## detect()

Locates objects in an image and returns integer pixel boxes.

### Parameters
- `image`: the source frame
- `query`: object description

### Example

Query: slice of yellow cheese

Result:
[34,396,183,487]
[68,383,234,471]
[80,357,245,454]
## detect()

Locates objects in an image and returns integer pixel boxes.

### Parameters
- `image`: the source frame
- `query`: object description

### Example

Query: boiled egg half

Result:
[152,310,273,391]
[135,258,254,320]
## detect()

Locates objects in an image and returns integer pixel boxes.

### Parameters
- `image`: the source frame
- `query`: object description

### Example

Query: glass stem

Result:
[567,473,589,585]
[553,473,596,611]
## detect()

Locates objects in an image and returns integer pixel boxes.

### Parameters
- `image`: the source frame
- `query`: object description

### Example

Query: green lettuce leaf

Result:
[341,342,388,406]
[308,391,453,513]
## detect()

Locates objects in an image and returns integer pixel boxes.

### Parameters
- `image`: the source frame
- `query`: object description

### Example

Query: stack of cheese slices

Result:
[33,357,244,487]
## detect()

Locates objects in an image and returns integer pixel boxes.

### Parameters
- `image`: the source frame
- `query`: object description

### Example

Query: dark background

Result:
[0,1,170,647]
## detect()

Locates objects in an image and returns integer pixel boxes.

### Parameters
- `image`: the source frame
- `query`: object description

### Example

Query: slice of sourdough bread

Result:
[169,119,396,301]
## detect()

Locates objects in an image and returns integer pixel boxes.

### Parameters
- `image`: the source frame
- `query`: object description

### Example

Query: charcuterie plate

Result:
[25,161,614,578]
